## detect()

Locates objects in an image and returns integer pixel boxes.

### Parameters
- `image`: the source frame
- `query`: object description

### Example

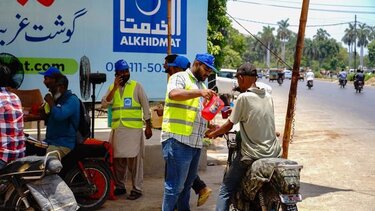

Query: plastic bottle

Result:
[201,95,224,121]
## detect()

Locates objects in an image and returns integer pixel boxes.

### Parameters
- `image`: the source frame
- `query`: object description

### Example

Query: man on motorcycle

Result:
[206,63,281,211]
[38,70,80,158]
[338,69,347,86]
[354,69,365,89]
[305,69,314,85]
[0,64,26,169]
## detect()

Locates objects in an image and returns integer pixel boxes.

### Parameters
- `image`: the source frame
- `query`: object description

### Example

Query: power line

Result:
[230,0,375,8]
[230,0,375,14]
[233,17,353,28]
[226,12,293,70]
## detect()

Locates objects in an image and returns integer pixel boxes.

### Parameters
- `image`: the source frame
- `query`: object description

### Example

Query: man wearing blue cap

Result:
[163,54,213,207]
[38,68,80,158]
[161,53,219,211]
[101,59,152,200]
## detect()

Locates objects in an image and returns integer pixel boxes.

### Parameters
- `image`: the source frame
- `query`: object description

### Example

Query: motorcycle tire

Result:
[65,161,110,211]
[6,187,41,211]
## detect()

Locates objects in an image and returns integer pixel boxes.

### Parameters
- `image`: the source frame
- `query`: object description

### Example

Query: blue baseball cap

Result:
[38,67,62,77]
[115,59,129,71]
[168,55,190,70]
[195,53,219,74]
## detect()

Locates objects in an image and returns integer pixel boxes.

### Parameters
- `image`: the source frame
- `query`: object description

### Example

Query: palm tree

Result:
[313,28,330,41]
[357,23,370,68]
[368,25,375,42]
[303,38,316,66]
[342,23,356,69]
[260,25,275,68]
[277,19,292,61]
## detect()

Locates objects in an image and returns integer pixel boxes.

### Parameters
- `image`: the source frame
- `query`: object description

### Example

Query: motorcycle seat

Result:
[0,156,62,178]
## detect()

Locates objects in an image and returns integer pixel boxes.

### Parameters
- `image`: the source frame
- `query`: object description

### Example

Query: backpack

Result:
[74,94,91,144]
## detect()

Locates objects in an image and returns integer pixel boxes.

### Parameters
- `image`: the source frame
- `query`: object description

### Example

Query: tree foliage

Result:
[207,0,230,69]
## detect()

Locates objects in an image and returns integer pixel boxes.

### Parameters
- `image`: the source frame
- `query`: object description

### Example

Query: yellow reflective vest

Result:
[162,72,205,136]
[111,80,143,129]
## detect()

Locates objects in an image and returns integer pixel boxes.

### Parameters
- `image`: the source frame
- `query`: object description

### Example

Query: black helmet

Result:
[0,64,14,87]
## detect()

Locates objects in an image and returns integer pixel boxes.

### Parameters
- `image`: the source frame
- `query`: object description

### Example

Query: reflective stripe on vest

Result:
[162,72,205,136]
[111,80,143,129]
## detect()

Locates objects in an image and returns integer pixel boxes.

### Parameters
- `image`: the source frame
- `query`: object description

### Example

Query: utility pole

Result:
[167,0,172,55]
[282,0,310,159]
[354,15,357,70]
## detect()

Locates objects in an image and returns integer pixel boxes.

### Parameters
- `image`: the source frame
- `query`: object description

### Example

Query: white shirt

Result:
[306,71,314,81]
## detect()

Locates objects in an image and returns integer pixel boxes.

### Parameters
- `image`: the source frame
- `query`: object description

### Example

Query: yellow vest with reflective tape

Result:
[111,80,143,129]
[162,72,205,136]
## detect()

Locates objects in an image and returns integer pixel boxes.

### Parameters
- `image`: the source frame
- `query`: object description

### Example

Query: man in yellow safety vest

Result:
[161,53,219,211]
[101,59,152,200]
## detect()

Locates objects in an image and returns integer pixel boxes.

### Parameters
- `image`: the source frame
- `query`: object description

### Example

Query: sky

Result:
[226,0,375,53]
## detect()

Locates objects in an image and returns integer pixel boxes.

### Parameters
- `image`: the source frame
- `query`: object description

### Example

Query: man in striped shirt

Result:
[0,64,25,169]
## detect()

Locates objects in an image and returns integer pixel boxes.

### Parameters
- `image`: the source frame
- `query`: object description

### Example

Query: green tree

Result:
[303,38,316,66]
[260,25,275,68]
[207,0,230,69]
[342,23,356,69]
[368,40,375,68]
[277,19,292,61]
[222,46,242,68]
[357,23,371,68]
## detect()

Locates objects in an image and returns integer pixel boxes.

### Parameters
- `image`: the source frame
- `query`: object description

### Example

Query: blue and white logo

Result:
[113,0,187,54]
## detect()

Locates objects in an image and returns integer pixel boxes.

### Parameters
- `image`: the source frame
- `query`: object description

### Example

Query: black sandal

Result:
[127,191,142,200]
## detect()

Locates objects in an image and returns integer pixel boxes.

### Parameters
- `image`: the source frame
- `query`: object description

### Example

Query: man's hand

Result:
[200,89,216,101]
[44,93,54,107]
[145,127,152,139]
[205,128,219,139]
[113,75,123,89]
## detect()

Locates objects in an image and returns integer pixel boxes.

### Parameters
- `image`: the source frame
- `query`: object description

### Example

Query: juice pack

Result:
[201,95,224,121]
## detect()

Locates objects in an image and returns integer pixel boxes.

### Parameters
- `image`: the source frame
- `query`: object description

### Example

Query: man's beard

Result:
[193,71,204,82]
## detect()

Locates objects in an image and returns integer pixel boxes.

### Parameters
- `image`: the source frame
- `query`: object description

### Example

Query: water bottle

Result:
[201,95,224,121]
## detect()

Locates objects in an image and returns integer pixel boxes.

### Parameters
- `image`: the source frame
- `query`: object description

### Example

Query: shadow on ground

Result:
[301,182,352,199]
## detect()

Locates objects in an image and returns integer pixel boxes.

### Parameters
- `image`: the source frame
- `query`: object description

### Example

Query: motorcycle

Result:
[306,80,313,89]
[277,77,283,86]
[339,79,347,88]
[25,134,112,210]
[223,131,303,211]
[0,151,78,210]
[354,80,364,93]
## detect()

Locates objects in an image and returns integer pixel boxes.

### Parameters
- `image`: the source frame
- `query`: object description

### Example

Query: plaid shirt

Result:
[0,87,25,163]
[161,69,207,148]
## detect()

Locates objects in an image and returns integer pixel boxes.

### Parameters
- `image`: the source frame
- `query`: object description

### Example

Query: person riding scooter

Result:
[277,71,284,85]
[338,69,347,87]
[305,69,314,88]
[354,69,365,90]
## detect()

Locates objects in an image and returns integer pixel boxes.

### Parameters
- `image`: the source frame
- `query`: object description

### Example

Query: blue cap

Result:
[168,55,190,69]
[38,67,62,77]
[115,59,129,71]
[195,53,219,74]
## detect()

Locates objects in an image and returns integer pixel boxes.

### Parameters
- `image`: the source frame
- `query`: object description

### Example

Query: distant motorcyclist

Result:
[206,63,281,211]
[354,69,365,89]
[338,69,347,87]
[277,71,284,85]
[306,69,314,88]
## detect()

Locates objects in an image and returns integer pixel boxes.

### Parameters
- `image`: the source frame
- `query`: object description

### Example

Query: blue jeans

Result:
[162,138,201,211]
[216,153,247,211]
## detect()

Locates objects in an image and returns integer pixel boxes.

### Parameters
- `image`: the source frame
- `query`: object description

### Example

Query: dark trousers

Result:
[192,175,207,194]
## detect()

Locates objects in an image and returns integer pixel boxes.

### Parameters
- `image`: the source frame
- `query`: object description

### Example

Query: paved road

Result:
[98,78,375,211]
[266,78,375,211]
